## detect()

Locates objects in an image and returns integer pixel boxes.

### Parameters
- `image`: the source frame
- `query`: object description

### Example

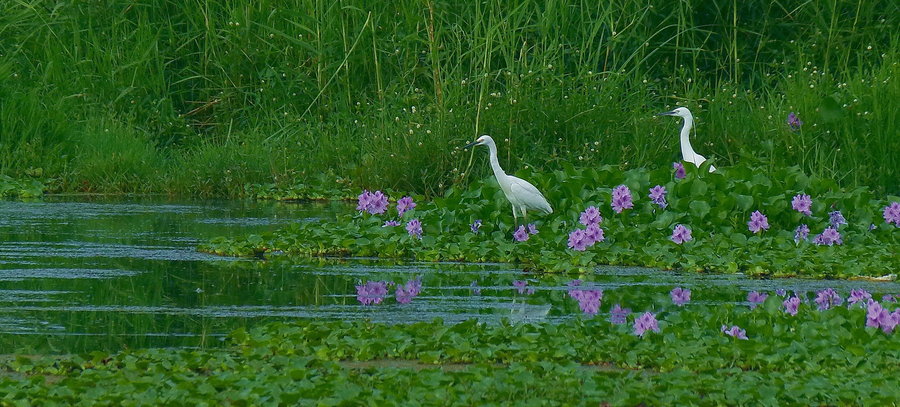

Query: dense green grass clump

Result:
[202,164,899,278]
[0,175,45,198]
[2,297,897,405]
[1,0,897,196]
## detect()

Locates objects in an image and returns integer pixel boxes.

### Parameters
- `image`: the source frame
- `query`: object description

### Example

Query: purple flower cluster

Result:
[609,304,630,324]
[747,210,769,233]
[395,277,422,304]
[633,312,660,337]
[721,325,748,340]
[611,185,634,213]
[671,224,692,244]
[356,281,389,305]
[791,194,812,216]
[357,190,389,215]
[527,223,538,235]
[883,202,900,226]
[396,196,416,216]
[747,291,768,309]
[513,226,529,242]
[847,289,872,308]
[829,210,847,228]
[569,289,603,315]
[670,287,691,306]
[406,219,423,238]
[866,300,899,333]
[383,220,401,227]
[513,280,534,295]
[648,185,668,209]
[471,219,482,233]
[579,206,602,226]
[814,288,843,310]
[794,224,810,243]
[569,207,605,251]
[812,227,842,246]
[783,296,801,316]
[673,162,686,179]
[776,289,787,297]
[786,112,803,131]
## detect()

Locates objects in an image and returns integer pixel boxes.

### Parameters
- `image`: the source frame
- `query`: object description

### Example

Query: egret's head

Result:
[656,107,693,119]
[464,135,493,149]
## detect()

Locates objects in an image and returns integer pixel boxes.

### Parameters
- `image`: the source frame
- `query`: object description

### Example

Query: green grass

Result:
[0,0,897,196]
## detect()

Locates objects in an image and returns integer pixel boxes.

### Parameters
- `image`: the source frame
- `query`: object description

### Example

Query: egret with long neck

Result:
[656,107,716,172]
[464,135,553,226]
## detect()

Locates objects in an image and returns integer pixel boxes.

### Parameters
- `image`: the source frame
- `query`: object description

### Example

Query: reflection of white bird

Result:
[464,135,553,225]
[656,107,716,172]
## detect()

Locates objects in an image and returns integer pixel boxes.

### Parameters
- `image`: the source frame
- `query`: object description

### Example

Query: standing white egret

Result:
[656,107,717,172]
[464,135,553,225]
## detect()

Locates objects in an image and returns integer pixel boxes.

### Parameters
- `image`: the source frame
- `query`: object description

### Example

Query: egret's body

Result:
[465,135,553,225]
[657,107,716,172]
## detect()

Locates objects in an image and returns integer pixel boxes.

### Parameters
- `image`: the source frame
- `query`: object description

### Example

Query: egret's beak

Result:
[463,141,479,149]
[655,110,676,116]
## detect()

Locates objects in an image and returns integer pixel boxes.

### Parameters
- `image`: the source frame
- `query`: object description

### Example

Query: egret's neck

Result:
[486,141,506,179]
[679,116,697,161]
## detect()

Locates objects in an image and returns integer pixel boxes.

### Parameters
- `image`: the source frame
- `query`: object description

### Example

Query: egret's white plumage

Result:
[657,107,716,172]
[465,135,553,225]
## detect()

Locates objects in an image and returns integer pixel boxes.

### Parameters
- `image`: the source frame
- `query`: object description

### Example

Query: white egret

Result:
[464,135,553,225]
[656,107,717,172]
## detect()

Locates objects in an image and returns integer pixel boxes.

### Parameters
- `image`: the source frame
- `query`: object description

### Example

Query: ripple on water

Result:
[0,268,141,281]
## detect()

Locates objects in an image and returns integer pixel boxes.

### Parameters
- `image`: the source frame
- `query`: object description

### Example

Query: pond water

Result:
[1,197,898,354]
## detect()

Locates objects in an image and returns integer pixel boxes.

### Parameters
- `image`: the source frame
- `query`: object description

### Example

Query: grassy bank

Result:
[1,0,897,197]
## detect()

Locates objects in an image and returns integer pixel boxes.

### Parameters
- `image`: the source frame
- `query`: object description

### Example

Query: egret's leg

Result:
[522,207,528,224]
[511,204,518,227]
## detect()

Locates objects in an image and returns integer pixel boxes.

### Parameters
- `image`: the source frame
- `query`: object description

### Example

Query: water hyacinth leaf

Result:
[735,195,754,211]
[689,201,711,220]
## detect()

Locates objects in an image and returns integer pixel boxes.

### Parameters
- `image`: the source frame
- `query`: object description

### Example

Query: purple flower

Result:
[609,304,630,324]
[721,325,748,340]
[670,287,691,306]
[513,225,530,242]
[584,224,605,244]
[883,202,900,226]
[747,210,770,233]
[814,288,843,310]
[383,220,401,227]
[812,227,842,246]
[571,289,603,315]
[673,162,686,179]
[579,206,602,226]
[747,291,768,309]
[671,224,692,244]
[791,194,812,216]
[356,281,389,305]
[356,190,372,212]
[611,185,634,214]
[470,281,481,296]
[357,190,389,215]
[847,289,872,308]
[794,224,810,243]
[866,300,896,333]
[396,196,416,216]
[648,185,668,209]
[395,277,422,304]
[527,223,538,235]
[829,210,847,228]
[776,289,787,297]
[786,112,803,130]
[512,280,533,295]
[567,279,583,288]
[471,220,482,233]
[406,219,423,239]
[884,294,897,303]
[783,296,801,316]
[567,229,590,251]
[633,312,660,337]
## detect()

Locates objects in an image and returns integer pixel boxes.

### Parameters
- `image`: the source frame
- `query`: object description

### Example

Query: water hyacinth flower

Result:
[406,219,423,239]
[383,220,401,227]
[571,289,603,315]
[470,219,482,233]
[812,227,842,246]
[847,289,872,307]
[470,281,481,296]
[747,211,770,233]
[721,325,749,340]
[609,304,630,324]
[794,224,810,243]
[882,202,900,226]
[829,210,847,228]
[567,229,590,251]
[670,287,691,306]
[396,196,416,216]
[513,225,530,242]
[776,289,787,297]
[633,312,660,337]
[814,288,843,310]
[611,185,634,213]
[357,190,389,215]
[783,296,801,316]
[585,224,605,244]
[786,112,803,130]
[865,300,897,333]
[579,206,602,226]
[671,224,692,244]
[648,185,668,209]
[527,223,538,235]
[356,281,389,305]
[395,277,422,304]
[884,294,897,303]
[512,280,534,295]
[791,194,812,216]
[673,162,686,179]
[747,291,768,309]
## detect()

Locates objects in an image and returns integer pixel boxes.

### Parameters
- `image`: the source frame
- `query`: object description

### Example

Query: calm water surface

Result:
[1,197,897,354]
